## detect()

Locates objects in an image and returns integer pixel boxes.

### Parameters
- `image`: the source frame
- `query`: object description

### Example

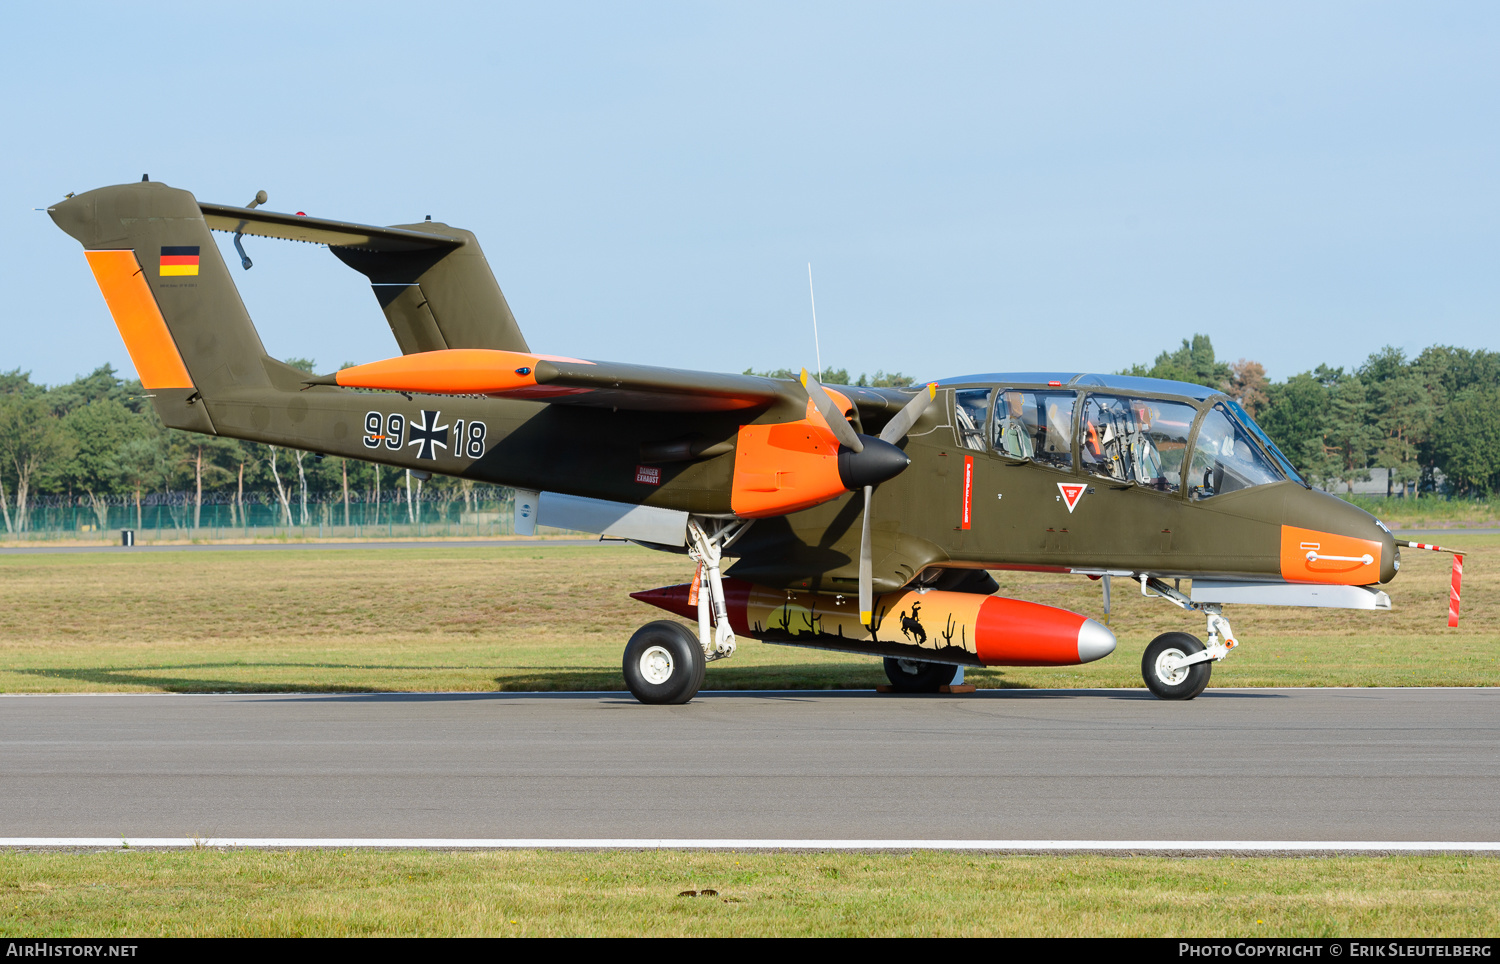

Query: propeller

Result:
[800,371,938,625]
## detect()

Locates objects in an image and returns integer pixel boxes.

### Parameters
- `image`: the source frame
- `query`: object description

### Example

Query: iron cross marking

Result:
[407,410,450,460]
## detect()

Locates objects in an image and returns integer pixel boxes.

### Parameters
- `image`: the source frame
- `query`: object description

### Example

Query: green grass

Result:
[2,850,1496,937]
[3,543,1495,938]
[1342,494,1500,529]
[0,537,1493,693]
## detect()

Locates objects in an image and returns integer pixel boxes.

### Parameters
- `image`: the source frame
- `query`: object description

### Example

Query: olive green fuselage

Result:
[48,178,1392,600]
[198,377,1391,596]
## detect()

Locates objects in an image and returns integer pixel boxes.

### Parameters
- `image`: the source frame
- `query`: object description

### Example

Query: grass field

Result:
[2,540,1495,938]
[1342,495,1500,530]
[0,536,1492,693]
[2,849,1496,937]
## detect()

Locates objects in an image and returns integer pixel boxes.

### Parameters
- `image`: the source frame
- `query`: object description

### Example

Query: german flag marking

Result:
[159,245,200,277]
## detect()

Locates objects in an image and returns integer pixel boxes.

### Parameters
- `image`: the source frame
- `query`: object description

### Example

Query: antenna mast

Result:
[808,263,822,378]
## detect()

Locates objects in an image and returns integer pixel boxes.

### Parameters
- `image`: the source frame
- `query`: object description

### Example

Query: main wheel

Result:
[623,620,706,705]
[882,657,959,693]
[1141,632,1212,700]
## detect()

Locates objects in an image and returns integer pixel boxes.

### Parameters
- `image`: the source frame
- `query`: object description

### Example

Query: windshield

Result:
[1223,399,1307,485]
[1188,404,1286,499]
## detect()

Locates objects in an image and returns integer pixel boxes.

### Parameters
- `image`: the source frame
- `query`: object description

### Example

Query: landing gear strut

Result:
[623,517,752,705]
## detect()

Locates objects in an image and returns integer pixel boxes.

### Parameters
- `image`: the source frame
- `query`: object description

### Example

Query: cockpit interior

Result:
[942,372,1305,500]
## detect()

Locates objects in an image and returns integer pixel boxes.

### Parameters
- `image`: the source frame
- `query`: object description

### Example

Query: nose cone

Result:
[1076,618,1117,664]
[837,435,911,490]
[1375,522,1398,584]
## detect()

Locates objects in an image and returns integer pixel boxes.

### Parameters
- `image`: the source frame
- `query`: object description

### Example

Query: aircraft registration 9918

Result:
[50,180,1462,704]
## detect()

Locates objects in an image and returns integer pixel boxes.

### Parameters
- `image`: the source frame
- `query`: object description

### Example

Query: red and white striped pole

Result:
[1396,540,1465,628]
[1449,554,1464,629]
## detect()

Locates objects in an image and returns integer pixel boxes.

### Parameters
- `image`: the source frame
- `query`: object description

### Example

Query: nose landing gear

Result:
[1136,575,1239,700]
[1141,632,1212,700]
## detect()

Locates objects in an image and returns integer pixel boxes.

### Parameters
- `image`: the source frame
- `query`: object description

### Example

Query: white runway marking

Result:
[2,838,1498,852]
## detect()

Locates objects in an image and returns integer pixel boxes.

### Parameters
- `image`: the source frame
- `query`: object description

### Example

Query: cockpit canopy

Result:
[939,372,1305,499]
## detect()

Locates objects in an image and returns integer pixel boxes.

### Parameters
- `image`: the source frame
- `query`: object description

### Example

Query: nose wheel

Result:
[1141,632,1212,700]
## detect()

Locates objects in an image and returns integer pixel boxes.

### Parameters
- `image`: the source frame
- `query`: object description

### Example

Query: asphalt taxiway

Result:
[1,688,1495,844]
[0,538,615,555]
[2,526,1489,556]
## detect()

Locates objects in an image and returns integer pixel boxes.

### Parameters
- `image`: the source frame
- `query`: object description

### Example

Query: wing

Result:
[307,349,922,419]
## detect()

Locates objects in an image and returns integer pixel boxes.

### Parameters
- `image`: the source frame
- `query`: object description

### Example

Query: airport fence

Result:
[2,488,528,543]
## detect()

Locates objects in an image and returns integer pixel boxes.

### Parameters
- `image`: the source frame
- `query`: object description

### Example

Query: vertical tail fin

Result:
[330,224,529,355]
[50,181,284,432]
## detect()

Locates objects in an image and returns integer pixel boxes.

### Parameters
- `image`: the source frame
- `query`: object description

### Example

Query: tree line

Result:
[2,341,1495,534]
[0,360,500,534]
[1125,336,1500,496]
[761,341,1500,498]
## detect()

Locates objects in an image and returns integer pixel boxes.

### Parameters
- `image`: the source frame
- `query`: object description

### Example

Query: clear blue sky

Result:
[4,2,1496,386]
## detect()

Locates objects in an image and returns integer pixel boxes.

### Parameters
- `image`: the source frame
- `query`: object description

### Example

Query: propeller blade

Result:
[878,382,939,444]
[859,484,874,626]
[801,369,863,453]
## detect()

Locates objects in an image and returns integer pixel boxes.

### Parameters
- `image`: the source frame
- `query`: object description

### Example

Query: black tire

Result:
[623,620,706,705]
[1141,632,1212,700]
[882,657,959,693]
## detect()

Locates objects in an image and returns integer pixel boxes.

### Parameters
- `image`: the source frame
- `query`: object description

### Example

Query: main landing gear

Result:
[622,621,704,705]
[622,518,752,705]
[882,658,959,694]
[1137,576,1239,701]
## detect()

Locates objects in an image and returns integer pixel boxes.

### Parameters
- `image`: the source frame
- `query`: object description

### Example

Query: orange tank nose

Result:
[973,595,1117,666]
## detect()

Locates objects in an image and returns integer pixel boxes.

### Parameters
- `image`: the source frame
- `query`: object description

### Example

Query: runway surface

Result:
[3,526,1493,555]
[2,688,1496,843]
[0,538,616,555]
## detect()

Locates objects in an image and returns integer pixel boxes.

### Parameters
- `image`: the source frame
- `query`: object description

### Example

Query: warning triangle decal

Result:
[1057,482,1086,513]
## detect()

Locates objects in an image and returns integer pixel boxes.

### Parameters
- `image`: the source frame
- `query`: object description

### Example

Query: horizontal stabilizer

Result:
[309,349,788,412]
[200,203,462,253]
